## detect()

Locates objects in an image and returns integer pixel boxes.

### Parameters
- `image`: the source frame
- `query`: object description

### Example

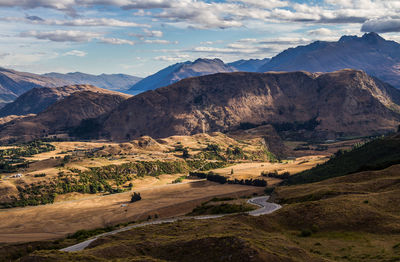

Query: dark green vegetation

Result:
[0,141,55,173]
[0,159,228,209]
[130,192,141,203]
[188,202,255,216]
[190,171,267,187]
[286,134,400,185]
[193,143,275,162]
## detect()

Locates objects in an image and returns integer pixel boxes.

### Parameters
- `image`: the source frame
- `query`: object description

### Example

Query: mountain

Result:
[228,58,270,72]
[128,58,237,93]
[100,69,400,141]
[259,32,400,88]
[0,67,70,105]
[0,88,129,143]
[43,72,142,92]
[0,85,129,117]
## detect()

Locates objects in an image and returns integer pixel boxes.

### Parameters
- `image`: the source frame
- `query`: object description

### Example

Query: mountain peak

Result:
[338,35,358,43]
[362,32,385,43]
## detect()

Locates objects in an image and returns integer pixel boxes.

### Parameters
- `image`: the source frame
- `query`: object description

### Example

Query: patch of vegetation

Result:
[188,203,255,216]
[0,140,55,173]
[0,159,229,209]
[262,171,290,179]
[285,134,400,185]
[130,192,142,203]
[190,171,267,187]
[172,175,187,184]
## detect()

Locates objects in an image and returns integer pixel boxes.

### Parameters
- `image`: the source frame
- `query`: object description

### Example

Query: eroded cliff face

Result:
[100,69,400,141]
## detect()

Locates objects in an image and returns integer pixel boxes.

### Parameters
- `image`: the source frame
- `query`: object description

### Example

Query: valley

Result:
[0,9,399,260]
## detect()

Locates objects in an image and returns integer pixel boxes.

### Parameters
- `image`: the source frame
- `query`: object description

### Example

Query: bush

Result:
[130,192,142,203]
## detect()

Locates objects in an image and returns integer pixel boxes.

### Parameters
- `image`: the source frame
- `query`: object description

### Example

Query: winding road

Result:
[60,195,281,252]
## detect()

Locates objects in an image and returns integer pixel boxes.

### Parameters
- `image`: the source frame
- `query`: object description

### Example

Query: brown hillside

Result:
[101,69,400,141]
[0,90,129,143]
[0,84,130,117]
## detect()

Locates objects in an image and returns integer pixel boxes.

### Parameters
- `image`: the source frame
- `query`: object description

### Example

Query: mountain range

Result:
[260,32,400,88]
[128,58,237,94]
[43,72,142,92]
[228,58,270,72]
[0,68,70,106]
[101,69,400,141]
[127,33,400,93]
[1,69,398,143]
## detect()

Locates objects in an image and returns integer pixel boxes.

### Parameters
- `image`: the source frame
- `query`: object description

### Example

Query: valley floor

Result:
[0,180,262,243]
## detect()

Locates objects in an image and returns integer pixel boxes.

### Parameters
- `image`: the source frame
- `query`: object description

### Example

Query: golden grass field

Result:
[0,180,263,243]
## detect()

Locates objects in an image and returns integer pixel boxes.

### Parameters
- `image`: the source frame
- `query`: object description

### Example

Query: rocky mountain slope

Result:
[101,69,400,141]
[0,89,129,143]
[228,58,270,72]
[128,58,236,93]
[0,68,69,105]
[259,32,400,88]
[0,85,129,117]
[43,72,142,92]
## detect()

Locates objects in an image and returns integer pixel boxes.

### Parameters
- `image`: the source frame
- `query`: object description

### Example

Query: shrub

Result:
[130,192,142,203]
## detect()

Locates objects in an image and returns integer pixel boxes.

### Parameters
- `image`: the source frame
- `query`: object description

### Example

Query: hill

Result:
[0,89,129,143]
[259,32,400,89]
[128,58,236,93]
[100,69,400,141]
[285,132,400,185]
[228,58,270,72]
[43,72,142,92]
[21,163,400,261]
[0,68,69,105]
[0,85,128,117]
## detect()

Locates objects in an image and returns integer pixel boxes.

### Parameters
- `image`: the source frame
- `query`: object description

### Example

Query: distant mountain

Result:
[228,58,270,72]
[0,85,130,117]
[43,72,142,92]
[259,32,400,88]
[0,88,129,143]
[0,67,69,104]
[128,58,236,93]
[100,69,400,141]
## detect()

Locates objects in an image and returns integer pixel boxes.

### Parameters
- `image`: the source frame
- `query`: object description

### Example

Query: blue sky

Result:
[0,0,400,77]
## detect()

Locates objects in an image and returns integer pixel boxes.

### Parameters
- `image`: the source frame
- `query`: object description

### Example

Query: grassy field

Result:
[0,180,263,243]
[19,164,400,262]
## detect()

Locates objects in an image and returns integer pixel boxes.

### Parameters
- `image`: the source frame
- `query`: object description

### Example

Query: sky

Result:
[0,0,400,77]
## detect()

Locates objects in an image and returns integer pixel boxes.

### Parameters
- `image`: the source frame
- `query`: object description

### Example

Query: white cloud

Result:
[63,49,87,56]
[99,37,135,45]
[1,16,149,27]
[307,28,334,36]
[154,54,190,61]
[19,30,101,42]
[143,39,177,44]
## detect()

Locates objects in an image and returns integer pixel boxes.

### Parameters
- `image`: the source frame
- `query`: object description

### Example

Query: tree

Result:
[182,148,190,159]
[130,192,142,203]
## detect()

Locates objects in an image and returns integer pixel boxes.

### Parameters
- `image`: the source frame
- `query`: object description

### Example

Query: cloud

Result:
[63,49,87,56]
[307,28,334,36]
[99,37,135,45]
[154,54,190,61]
[19,30,101,42]
[129,28,163,38]
[361,18,400,33]
[1,16,149,27]
[143,39,177,44]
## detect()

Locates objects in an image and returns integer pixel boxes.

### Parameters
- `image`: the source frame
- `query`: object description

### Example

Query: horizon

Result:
[1,1,400,77]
